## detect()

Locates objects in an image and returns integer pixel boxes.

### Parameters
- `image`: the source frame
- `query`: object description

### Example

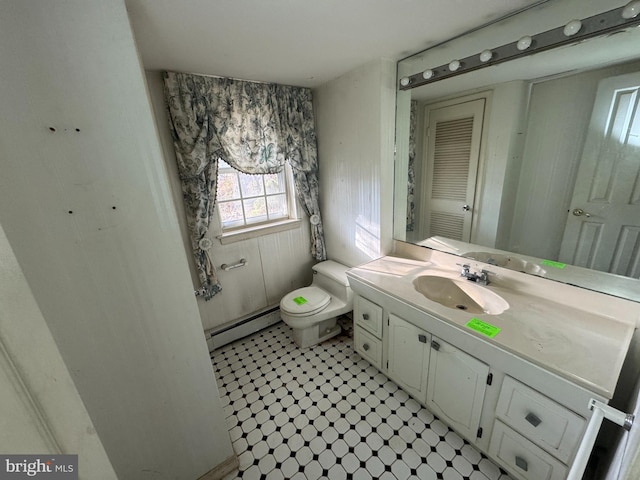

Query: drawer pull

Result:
[418,334,427,344]
[515,456,528,472]
[525,412,542,427]
[431,340,440,351]
[363,343,370,351]
[362,313,370,320]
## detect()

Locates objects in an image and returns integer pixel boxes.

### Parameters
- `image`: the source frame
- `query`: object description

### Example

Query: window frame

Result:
[215,160,300,244]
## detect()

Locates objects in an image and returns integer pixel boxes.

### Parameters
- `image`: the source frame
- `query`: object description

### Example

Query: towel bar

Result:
[221,258,247,271]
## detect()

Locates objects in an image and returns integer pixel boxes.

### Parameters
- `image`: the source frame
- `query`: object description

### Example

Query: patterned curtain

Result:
[274,84,327,260]
[163,72,326,300]
[406,100,418,232]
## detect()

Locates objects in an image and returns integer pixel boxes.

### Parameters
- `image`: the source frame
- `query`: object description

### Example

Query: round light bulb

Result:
[449,60,461,72]
[479,50,493,63]
[622,0,640,19]
[517,35,532,51]
[563,19,582,36]
[422,69,434,80]
[400,77,410,87]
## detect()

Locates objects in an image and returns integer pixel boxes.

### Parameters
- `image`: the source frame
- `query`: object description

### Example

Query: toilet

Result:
[280,260,353,348]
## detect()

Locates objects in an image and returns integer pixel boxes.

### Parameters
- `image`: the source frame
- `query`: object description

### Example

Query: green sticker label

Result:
[293,296,307,305]
[466,318,501,338]
[541,259,566,269]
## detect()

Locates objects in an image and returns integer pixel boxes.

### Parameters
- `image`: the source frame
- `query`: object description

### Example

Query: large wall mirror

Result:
[393,0,640,302]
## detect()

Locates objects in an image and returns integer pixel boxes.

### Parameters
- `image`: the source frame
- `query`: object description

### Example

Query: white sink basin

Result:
[463,252,547,276]
[412,275,509,315]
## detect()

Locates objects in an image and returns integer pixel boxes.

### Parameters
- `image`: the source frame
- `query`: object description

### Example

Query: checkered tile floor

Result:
[213,318,512,480]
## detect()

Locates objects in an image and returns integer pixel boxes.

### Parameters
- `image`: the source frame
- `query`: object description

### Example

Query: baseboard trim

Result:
[197,454,239,480]
[206,306,282,351]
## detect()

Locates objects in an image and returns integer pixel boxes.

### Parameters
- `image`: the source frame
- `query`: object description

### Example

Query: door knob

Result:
[572,208,591,218]
[462,204,471,211]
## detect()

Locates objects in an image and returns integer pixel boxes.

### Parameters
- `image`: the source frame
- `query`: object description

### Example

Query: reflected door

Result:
[559,72,640,278]
[420,99,485,241]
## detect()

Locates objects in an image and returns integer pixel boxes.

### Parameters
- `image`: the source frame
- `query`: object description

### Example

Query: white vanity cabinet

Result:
[387,313,430,400]
[349,288,599,480]
[489,421,568,480]
[427,337,489,441]
[354,294,491,443]
[488,376,587,480]
[347,253,637,480]
[353,296,383,369]
[494,377,586,464]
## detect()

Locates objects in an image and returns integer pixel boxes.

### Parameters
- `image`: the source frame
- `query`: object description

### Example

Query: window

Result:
[216,160,298,240]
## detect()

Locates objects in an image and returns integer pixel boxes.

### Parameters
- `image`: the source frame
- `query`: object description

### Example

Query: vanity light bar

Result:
[399,3,640,90]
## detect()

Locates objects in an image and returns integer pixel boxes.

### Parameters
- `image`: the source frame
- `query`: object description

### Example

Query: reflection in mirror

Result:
[419,236,640,303]
[393,0,640,302]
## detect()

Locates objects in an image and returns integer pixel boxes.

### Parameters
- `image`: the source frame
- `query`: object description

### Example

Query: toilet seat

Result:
[281,287,330,317]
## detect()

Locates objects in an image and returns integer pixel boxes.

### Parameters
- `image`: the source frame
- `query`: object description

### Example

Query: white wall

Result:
[145,71,315,332]
[0,2,234,478]
[477,81,529,249]
[314,59,396,266]
[0,224,117,478]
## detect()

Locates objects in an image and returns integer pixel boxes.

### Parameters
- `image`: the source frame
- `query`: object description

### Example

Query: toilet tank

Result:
[311,260,353,303]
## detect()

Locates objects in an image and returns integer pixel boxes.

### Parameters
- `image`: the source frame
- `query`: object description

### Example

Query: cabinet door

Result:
[427,336,489,441]
[387,314,430,401]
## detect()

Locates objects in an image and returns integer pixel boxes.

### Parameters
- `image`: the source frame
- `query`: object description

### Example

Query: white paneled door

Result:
[559,72,640,278]
[420,99,485,241]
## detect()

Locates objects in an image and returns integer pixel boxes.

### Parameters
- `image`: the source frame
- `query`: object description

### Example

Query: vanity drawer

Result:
[489,420,567,480]
[354,326,382,369]
[496,376,585,463]
[354,296,383,338]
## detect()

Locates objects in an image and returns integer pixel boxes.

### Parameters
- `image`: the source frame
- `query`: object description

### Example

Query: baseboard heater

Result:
[206,306,282,352]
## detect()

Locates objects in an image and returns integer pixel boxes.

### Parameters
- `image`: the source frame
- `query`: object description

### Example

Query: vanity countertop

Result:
[347,254,639,399]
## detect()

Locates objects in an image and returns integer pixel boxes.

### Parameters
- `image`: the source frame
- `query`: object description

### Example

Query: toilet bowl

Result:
[280,260,353,348]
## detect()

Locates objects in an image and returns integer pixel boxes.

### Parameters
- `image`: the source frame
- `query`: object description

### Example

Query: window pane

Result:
[264,172,285,195]
[267,194,288,219]
[217,172,240,200]
[216,161,293,231]
[243,198,267,224]
[239,174,264,197]
[218,201,244,228]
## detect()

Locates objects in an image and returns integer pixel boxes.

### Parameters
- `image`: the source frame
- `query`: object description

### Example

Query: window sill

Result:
[217,218,302,244]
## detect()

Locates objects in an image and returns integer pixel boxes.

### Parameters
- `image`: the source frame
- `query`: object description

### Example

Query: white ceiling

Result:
[125,0,544,88]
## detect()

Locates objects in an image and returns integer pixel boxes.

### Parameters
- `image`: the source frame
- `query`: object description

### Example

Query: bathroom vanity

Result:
[346,248,639,480]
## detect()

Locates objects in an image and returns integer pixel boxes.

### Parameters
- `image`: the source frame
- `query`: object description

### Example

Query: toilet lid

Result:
[281,287,330,316]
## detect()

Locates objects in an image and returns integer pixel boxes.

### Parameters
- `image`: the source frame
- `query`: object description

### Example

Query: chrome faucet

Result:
[460,264,490,285]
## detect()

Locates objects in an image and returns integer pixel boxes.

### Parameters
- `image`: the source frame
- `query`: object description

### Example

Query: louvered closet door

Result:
[421,99,485,241]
